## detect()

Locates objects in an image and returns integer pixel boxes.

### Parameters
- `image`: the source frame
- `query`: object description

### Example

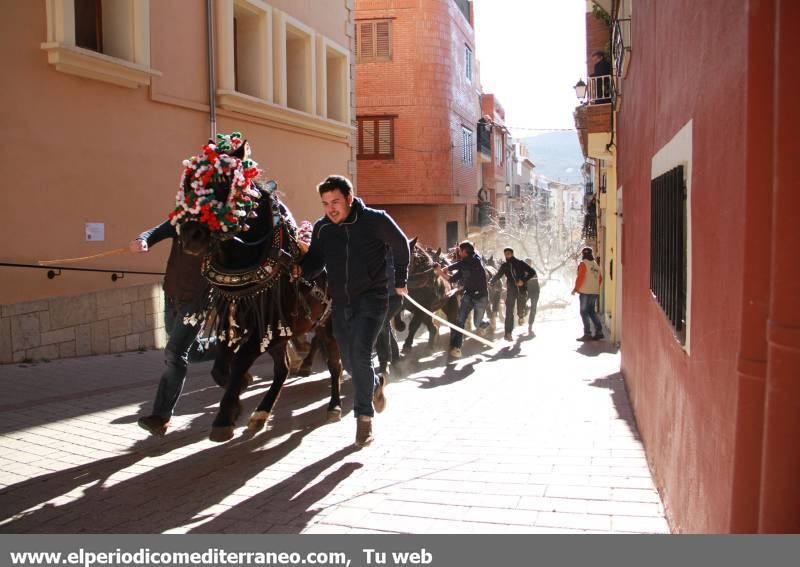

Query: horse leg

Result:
[403,311,423,351]
[210,343,234,388]
[318,322,344,422]
[424,315,438,352]
[247,339,290,432]
[210,338,260,442]
[296,332,321,377]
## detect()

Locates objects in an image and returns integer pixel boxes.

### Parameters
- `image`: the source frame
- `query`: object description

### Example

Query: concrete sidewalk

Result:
[0,306,670,534]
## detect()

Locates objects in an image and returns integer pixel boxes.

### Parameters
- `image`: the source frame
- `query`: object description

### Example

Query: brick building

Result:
[354,0,482,250]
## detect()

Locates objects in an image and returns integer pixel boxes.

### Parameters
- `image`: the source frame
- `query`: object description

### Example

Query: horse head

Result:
[169,132,267,259]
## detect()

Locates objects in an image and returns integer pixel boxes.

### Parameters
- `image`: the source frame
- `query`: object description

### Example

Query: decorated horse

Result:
[172,132,343,442]
[394,238,459,352]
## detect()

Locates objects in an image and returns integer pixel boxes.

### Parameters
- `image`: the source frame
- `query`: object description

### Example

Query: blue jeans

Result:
[450,294,489,348]
[579,293,603,336]
[151,296,202,419]
[331,290,388,418]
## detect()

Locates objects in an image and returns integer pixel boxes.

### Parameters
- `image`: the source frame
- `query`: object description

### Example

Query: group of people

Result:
[434,243,540,360]
[131,145,605,447]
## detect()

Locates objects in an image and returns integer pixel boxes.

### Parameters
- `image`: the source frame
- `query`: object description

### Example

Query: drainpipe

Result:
[206,0,217,139]
[729,0,774,533]
[758,0,800,533]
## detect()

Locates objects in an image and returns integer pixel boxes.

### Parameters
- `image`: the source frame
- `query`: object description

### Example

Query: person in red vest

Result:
[572,247,604,341]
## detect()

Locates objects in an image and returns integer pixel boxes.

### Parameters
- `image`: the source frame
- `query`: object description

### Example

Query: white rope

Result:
[402,293,497,348]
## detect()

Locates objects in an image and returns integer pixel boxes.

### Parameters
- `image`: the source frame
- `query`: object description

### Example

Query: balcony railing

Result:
[613,18,631,78]
[588,74,613,104]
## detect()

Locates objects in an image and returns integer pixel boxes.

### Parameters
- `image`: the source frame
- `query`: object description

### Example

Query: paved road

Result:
[0,305,669,534]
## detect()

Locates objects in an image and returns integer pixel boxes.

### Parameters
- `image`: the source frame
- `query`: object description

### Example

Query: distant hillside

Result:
[520,131,584,185]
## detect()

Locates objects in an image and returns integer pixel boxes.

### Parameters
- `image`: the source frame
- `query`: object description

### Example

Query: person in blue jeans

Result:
[571,246,604,341]
[293,175,409,447]
[435,240,490,360]
[129,220,209,436]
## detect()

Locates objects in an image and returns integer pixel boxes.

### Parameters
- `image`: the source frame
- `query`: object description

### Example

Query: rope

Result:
[402,293,497,349]
[38,247,129,266]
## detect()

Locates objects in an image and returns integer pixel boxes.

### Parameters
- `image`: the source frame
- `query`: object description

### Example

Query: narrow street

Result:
[0,304,669,534]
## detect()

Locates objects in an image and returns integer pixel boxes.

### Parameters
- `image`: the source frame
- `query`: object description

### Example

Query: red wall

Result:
[616,1,747,532]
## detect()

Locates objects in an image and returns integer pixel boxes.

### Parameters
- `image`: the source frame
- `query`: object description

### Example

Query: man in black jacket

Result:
[490,247,537,340]
[129,220,209,436]
[294,175,409,447]
[435,240,490,359]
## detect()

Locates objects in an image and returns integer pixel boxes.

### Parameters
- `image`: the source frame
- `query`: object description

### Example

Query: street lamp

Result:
[574,79,587,100]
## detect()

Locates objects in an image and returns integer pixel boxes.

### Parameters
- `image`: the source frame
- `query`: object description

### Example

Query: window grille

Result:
[650,165,687,344]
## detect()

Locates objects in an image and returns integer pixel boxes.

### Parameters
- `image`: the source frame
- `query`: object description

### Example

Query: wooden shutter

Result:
[357,20,391,61]
[376,21,391,59]
[357,116,394,159]
[359,22,374,60]
[377,119,392,155]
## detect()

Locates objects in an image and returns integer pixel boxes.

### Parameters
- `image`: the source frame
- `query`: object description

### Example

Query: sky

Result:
[472,0,587,138]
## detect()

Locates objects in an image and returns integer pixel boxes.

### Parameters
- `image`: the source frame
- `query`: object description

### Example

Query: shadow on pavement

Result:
[587,372,641,439]
[0,374,354,533]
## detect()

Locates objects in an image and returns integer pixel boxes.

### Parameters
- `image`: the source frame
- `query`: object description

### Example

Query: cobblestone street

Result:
[0,306,669,534]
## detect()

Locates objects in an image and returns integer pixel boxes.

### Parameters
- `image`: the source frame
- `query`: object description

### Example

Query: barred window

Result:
[650,165,687,344]
[461,127,473,165]
[357,116,394,159]
[465,46,472,82]
[356,20,391,62]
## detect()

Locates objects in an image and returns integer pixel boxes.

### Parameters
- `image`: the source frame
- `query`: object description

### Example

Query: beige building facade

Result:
[0,0,355,363]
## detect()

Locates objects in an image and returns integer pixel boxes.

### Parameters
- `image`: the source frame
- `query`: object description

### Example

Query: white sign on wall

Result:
[85,222,105,242]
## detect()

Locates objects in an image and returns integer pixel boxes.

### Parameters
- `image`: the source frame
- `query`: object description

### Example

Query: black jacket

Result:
[139,221,208,303]
[301,198,410,306]
[490,256,536,290]
[446,253,488,298]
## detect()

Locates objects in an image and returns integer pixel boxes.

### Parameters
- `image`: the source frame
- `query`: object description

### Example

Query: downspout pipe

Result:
[206,0,217,139]
[758,0,800,533]
[729,0,774,533]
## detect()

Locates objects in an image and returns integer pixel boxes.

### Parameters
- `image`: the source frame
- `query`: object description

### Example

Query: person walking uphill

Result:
[490,247,536,341]
[293,175,410,448]
[435,240,490,360]
[130,220,209,437]
[572,247,604,341]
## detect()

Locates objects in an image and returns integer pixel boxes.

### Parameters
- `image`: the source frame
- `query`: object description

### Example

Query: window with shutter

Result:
[357,116,395,159]
[356,20,392,62]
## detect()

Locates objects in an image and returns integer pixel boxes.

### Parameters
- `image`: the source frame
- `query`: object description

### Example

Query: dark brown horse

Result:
[178,152,342,442]
[395,238,459,352]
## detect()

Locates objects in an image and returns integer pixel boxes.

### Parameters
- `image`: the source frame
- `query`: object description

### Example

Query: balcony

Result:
[587,75,613,105]
[470,202,491,227]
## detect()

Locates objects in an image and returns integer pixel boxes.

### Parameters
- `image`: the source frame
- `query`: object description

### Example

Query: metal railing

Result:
[0,262,164,282]
[588,74,614,104]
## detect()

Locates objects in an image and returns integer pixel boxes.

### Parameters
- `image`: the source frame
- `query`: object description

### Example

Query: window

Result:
[494,132,503,164]
[232,1,271,100]
[357,116,394,159]
[465,46,472,83]
[285,20,314,113]
[319,38,350,123]
[356,20,391,62]
[42,0,156,88]
[650,165,687,344]
[461,127,474,165]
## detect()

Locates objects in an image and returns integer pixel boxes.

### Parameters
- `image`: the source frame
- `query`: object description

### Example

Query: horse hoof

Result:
[247,411,270,432]
[209,426,234,443]
[326,407,342,423]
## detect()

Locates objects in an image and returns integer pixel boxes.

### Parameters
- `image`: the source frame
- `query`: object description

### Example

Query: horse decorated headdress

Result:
[169,132,262,235]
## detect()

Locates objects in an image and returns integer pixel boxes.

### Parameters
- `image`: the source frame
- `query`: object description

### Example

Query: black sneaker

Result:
[576,334,592,342]
[592,333,605,341]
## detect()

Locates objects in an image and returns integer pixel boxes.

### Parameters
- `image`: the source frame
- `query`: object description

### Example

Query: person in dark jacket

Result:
[490,247,536,341]
[294,175,409,447]
[435,240,490,359]
[590,51,613,103]
[523,257,541,335]
[129,220,209,436]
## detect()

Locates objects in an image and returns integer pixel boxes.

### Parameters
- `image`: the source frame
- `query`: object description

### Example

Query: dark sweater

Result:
[300,198,410,306]
[138,221,208,303]
[490,257,536,289]
[446,253,488,298]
